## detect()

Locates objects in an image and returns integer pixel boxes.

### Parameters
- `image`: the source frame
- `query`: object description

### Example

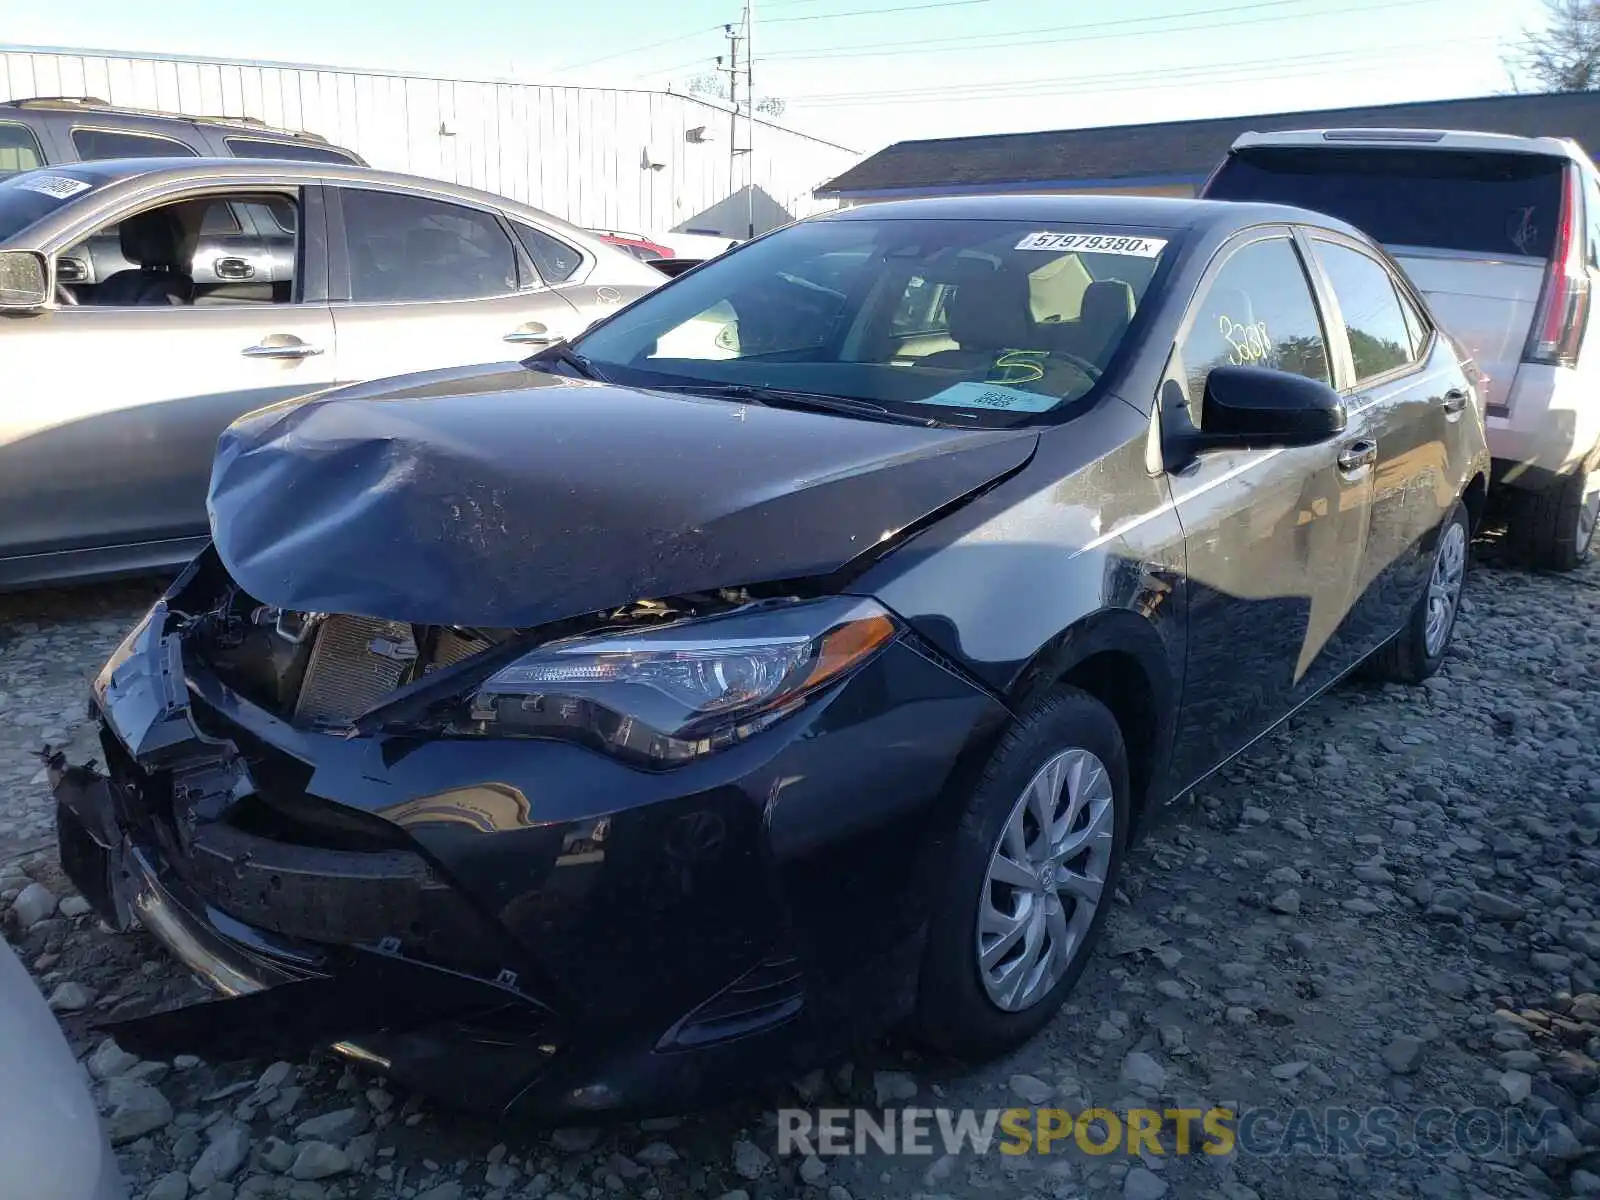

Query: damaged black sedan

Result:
[55,195,1490,1119]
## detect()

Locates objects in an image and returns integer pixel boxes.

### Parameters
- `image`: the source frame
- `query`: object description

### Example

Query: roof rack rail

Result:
[1,96,335,143]
[2,95,114,109]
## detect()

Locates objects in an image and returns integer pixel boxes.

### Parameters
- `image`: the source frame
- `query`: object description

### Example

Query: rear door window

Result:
[0,123,45,177]
[71,128,199,161]
[1206,147,1566,259]
[1312,240,1419,384]
[340,188,519,302]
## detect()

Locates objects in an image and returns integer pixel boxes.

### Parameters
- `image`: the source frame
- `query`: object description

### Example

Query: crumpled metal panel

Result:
[206,364,1037,627]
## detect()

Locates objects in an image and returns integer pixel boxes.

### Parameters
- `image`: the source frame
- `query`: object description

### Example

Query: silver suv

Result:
[0,158,664,589]
[1204,128,1600,569]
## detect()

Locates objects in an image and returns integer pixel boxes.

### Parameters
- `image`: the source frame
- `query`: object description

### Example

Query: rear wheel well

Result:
[1056,651,1160,828]
[1462,471,1488,533]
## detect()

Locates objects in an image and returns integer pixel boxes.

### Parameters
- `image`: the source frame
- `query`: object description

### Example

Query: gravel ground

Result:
[2,532,1598,1200]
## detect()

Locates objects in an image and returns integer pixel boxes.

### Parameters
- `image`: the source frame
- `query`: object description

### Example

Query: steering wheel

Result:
[55,282,79,306]
[1052,349,1102,381]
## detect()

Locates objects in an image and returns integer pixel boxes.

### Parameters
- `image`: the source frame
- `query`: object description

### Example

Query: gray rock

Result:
[88,1037,140,1080]
[257,1062,293,1091]
[634,1142,679,1167]
[11,881,57,926]
[1570,1168,1600,1195]
[543,1126,596,1154]
[415,1186,463,1200]
[1426,971,1471,1000]
[258,1138,295,1174]
[291,1108,367,1143]
[485,1162,519,1189]
[1268,890,1301,916]
[799,1154,828,1184]
[873,1070,918,1104]
[1155,979,1188,1000]
[1121,1051,1167,1090]
[1382,1035,1425,1075]
[58,894,93,918]
[106,1080,174,1144]
[1499,1070,1533,1105]
[1124,1166,1169,1200]
[147,1173,189,1200]
[1471,890,1526,921]
[1533,951,1574,975]
[191,1123,252,1189]
[1239,806,1270,826]
[47,981,94,1011]
[1271,1061,1310,1081]
[1009,1073,1055,1104]
[731,1139,772,1180]
[288,1143,350,1181]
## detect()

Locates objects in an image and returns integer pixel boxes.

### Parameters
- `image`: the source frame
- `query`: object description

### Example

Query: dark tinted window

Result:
[225,137,359,164]
[71,128,199,161]
[341,189,518,302]
[0,123,45,177]
[512,221,583,282]
[1312,240,1417,383]
[1178,236,1330,421]
[1206,147,1565,258]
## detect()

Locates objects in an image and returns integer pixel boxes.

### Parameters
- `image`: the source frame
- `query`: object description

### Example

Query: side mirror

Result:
[1198,365,1346,449]
[0,250,50,311]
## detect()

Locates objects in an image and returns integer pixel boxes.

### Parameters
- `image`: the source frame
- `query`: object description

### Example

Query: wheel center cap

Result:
[1037,862,1058,892]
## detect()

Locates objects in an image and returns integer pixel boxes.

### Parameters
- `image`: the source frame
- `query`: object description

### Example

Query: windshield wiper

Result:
[527,343,610,383]
[645,382,938,426]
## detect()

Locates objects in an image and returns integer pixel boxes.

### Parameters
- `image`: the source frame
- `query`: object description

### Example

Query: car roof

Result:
[1230,127,1581,159]
[18,156,600,243]
[817,192,1368,239]
[0,95,337,144]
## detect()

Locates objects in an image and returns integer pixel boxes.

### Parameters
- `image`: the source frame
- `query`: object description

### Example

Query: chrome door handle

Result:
[242,339,322,360]
[1439,387,1468,414]
[1337,439,1378,476]
[215,257,256,280]
[504,322,556,345]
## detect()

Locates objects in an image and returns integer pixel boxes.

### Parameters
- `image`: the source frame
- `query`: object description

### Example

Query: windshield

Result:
[570,217,1172,426]
[1206,147,1565,259]
[0,169,99,243]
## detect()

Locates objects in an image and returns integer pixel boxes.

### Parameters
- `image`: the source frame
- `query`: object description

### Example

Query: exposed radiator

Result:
[292,616,417,726]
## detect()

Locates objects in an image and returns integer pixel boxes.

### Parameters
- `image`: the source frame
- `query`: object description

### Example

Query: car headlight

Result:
[461,597,897,765]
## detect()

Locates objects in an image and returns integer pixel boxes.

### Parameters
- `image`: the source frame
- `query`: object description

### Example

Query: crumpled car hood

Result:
[208,363,1037,627]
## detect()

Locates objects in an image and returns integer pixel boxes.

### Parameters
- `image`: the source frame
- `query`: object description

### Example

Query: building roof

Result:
[816,91,1600,197]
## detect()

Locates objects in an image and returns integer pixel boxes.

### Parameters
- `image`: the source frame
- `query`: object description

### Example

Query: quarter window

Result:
[511,221,583,283]
[71,128,199,160]
[0,122,45,176]
[341,189,519,302]
[1312,240,1418,384]
[1177,236,1331,422]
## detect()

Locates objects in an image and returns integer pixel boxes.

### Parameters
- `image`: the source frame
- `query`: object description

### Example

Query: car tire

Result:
[1509,454,1599,572]
[916,685,1129,1059]
[1367,500,1470,685]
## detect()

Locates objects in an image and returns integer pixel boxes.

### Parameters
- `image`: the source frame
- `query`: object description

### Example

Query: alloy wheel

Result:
[1424,519,1467,657]
[976,747,1115,1012]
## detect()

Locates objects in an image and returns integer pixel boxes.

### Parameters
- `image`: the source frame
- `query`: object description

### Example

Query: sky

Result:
[1,0,1556,153]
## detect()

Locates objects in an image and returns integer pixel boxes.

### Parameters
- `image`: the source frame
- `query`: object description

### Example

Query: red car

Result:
[591,229,674,262]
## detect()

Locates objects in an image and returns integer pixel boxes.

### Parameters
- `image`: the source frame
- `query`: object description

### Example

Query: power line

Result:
[764,0,988,22]
[783,37,1493,101]
[556,25,722,73]
[790,39,1498,107]
[761,0,1441,60]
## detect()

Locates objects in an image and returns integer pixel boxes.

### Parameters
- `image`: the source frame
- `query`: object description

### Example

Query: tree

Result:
[1511,0,1600,92]
[685,72,786,118]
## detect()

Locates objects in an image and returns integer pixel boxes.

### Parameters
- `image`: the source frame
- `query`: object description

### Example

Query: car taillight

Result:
[1524,163,1591,367]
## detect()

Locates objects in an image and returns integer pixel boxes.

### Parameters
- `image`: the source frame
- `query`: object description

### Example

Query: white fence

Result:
[0,46,857,234]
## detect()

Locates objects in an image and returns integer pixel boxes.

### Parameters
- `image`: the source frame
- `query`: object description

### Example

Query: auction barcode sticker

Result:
[1015,231,1167,257]
[16,175,92,200]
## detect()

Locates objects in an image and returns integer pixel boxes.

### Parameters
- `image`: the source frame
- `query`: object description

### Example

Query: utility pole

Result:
[721,21,743,196]
[744,0,755,238]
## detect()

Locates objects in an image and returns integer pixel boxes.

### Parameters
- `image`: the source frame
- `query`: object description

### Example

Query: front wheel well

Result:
[1462,471,1488,533]
[1055,650,1161,830]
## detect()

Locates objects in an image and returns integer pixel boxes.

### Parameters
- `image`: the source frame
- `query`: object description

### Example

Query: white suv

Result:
[1203,128,1600,569]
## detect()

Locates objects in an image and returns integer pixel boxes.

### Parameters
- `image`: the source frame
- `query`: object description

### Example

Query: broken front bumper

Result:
[53,575,1009,1119]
